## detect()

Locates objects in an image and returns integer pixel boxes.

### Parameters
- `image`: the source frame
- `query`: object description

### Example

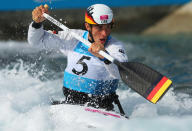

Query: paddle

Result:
[42,12,172,104]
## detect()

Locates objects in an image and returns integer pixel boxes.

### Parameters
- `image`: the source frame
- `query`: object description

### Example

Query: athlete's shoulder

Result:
[106,36,128,62]
[107,36,126,49]
[58,29,86,38]
[71,29,87,36]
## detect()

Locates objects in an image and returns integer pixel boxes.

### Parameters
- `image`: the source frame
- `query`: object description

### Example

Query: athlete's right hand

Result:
[88,42,105,59]
[32,5,49,23]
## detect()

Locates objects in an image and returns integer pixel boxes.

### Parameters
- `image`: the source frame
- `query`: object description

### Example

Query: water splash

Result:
[0,35,192,131]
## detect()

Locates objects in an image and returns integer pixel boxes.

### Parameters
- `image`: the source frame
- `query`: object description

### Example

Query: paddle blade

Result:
[118,62,172,104]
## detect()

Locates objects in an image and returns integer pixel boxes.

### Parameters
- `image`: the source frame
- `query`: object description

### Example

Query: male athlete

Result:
[28,4,128,111]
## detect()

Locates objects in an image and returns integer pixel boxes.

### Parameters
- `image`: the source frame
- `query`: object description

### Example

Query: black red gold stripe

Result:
[147,76,172,103]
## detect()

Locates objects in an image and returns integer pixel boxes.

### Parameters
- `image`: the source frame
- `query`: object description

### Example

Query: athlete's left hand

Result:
[88,43,105,59]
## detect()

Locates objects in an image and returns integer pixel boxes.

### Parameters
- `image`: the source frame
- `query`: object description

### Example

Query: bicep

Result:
[35,31,77,54]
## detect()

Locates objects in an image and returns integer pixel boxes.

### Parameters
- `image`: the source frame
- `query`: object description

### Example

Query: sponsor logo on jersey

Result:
[119,49,125,54]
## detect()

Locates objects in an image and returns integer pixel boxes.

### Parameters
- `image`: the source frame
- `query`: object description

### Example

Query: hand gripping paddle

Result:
[43,11,172,104]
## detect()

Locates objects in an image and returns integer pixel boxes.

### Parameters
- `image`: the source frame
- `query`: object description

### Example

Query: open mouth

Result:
[100,39,106,44]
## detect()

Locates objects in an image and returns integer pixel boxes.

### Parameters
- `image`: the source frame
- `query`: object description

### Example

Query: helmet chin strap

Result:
[88,24,95,43]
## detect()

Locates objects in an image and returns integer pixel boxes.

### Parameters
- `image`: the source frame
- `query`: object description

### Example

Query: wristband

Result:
[32,21,42,29]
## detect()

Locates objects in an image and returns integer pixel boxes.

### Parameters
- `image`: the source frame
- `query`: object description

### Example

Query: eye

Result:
[93,24,111,30]
[107,24,111,29]
[96,25,103,30]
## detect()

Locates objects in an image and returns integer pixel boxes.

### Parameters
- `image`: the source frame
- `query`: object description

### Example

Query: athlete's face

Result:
[86,23,112,44]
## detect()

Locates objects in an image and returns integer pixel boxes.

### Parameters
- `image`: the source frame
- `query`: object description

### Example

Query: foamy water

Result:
[0,40,192,131]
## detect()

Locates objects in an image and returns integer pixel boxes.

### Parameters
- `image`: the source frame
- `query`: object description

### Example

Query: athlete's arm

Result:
[28,22,72,51]
[27,5,78,54]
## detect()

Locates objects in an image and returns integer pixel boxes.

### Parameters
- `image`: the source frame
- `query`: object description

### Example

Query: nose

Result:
[101,28,108,37]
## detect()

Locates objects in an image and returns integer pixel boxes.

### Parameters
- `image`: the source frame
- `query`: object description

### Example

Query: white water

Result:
[0,59,192,131]
[0,41,192,131]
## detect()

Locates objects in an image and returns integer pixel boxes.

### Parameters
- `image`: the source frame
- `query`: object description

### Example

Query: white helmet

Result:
[85,4,114,25]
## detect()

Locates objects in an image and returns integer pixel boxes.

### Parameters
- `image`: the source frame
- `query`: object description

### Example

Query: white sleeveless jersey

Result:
[28,23,128,95]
